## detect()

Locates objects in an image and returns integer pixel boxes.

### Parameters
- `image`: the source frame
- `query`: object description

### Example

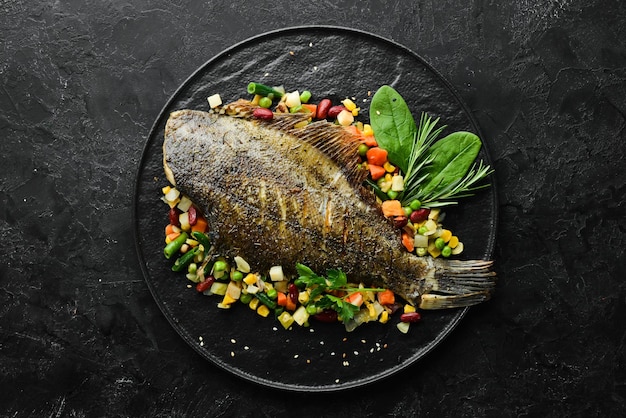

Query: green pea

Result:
[266,288,278,300]
[441,246,452,258]
[387,190,399,199]
[290,105,303,113]
[306,304,318,315]
[403,206,413,217]
[231,270,244,281]
[240,293,253,304]
[258,96,272,108]
[358,143,369,157]
[416,247,428,256]
[213,260,227,272]
[299,90,312,103]
[435,237,446,250]
[409,199,421,210]
[418,226,429,235]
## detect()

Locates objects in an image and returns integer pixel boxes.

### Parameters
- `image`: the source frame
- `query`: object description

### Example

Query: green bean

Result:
[171,247,198,272]
[191,231,211,256]
[247,82,283,99]
[256,292,277,310]
[164,232,188,259]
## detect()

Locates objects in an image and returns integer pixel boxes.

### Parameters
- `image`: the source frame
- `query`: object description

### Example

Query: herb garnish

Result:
[369,85,493,208]
[295,263,384,321]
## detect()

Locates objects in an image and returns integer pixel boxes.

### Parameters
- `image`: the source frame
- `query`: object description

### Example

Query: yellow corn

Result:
[448,235,459,249]
[342,98,357,111]
[294,120,309,129]
[384,173,393,182]
[185,239,199,247]
[257,305,270,317]
[351,107,360,117]
[383,162,395,173]
[249,298,260,310]
[439,229,452,243]
[243,273,258,285]
[379,310,389,324]
[162,185,171,195]
[404,304,416,313]
[366,302,377,319]
[222,293,237,305]
[251,94,262,105]
[362,124,374,136]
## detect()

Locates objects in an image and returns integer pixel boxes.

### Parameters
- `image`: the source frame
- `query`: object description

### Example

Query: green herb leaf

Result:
[369,85,417,173]
[420,131,483,197]
[316,294,359,321]
[325,268,348,290]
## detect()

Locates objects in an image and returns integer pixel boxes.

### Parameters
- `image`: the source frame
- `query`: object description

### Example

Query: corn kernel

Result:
[362,124,374,136]
[439,229,452,243]
[249,298,260,310]
[379,310,389,324]
[384,173,393,182]
[448,236,459,249]
[351,107,360,117]
[342,98,357,111]
[222,293,237,305]
[383,162,395,173]
[366,302,377,319]
[243,273,258,285]
[404,304,416,313]
[162,186,171,195]
[257,305,271,317]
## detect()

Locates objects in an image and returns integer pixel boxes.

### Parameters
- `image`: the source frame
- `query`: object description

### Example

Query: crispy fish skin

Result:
[163,102,496,309]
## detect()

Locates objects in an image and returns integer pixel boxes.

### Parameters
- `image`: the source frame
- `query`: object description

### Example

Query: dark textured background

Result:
[1,1,625,416]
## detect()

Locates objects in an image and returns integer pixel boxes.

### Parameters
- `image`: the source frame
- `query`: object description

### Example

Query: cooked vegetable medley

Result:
[161,83,492,333]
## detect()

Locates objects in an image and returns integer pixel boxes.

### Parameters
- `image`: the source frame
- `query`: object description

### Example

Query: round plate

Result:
[133,26,497,392]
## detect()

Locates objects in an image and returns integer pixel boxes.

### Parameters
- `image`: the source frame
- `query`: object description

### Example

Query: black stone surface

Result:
[1,1,625,416]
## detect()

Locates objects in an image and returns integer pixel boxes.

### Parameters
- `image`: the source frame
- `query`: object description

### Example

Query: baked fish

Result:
[163,100,496,309]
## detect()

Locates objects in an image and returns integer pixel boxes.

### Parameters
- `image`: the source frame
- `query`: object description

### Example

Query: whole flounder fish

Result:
[163,100,496,309]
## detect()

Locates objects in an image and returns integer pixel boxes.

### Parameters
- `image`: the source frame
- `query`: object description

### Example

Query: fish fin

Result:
[419,259,497,309]
[220,100,369,188]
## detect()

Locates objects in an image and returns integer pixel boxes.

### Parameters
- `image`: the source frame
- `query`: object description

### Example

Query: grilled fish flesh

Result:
[163,100,496,309]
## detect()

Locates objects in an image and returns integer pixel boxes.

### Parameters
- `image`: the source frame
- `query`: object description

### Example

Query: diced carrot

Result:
[369,164,386,180]
[285,297,297,312]
[361,135,377,147]
[277,291,288,307]
[165,224,177,236]
[302,103,317,117]
[346,291,364,307]
[401,231,415,252]
[366,147,388,166]
[381,199,404,217]
[166,232,180,243]
[377,289,395,306]
[191,216,208,233]
[344,124,359,136]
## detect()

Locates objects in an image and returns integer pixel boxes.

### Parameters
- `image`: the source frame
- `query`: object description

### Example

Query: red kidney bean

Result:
[169,207,180,226]
[196,276,215,293]
[316,98,332,119]
[288,283,299,304]
[327,105,347,119]
[187,205,198,226]
[253,107,273,120]
[393,216,408,229]
[400,312,421,323]
[313,309,338,323]
[410,208,431,223]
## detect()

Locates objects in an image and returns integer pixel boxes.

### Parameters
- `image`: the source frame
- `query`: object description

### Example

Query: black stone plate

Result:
[133,26,497,392]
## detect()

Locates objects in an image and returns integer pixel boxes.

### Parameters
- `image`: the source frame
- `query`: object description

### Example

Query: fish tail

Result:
[420,259,497,310]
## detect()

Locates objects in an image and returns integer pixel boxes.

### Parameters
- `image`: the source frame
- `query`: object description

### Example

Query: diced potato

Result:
[292,305,310,326]
[391,175,404,192]
[209,282,228,296]
[177,195,193,212]
[397,322,410,334]
[164,188,180,203]
[207,93,222,108]
[336,110,354,126]
[234,256,251,273]
[269,265,284,282]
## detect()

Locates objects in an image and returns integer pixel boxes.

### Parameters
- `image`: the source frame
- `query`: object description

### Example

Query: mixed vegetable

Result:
[161,83,492,333]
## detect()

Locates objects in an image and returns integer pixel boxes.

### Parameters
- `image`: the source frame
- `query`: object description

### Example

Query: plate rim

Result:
[132,24,498,392]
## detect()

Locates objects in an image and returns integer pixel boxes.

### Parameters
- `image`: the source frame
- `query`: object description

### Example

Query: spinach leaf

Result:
[369,85,416,173]
[420,131,482,196]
